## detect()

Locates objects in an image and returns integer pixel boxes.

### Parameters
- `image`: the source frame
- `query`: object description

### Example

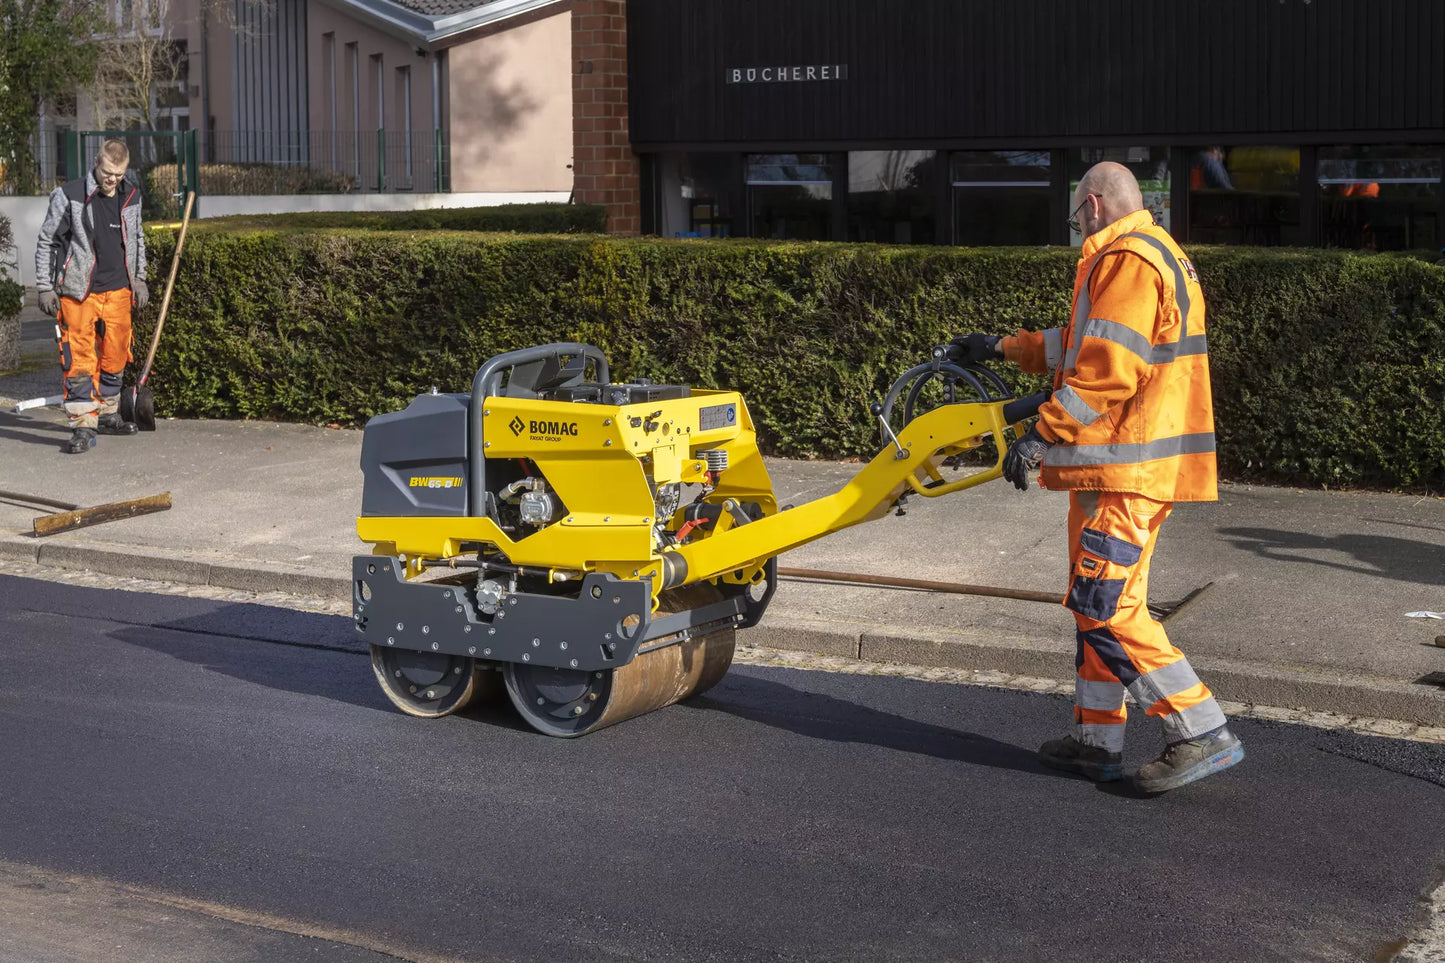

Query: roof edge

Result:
[312,0,568,49]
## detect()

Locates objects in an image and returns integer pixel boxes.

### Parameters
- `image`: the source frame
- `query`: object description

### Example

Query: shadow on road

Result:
[106,602,533,730]
[1217,526,1445,586]
[107,602,389,711]
[687,674,1070,779]
[0,412,70,450]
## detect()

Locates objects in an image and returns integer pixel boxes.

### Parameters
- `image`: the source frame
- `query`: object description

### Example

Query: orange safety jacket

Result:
[1001,209,1217,502]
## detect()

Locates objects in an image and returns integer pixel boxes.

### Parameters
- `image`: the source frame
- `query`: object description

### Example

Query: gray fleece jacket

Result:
[35,169,147,301]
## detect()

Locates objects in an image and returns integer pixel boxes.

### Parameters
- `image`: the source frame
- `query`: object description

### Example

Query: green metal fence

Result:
[8,127,450,207]
[63,129,199,219]
[206,129,450,194]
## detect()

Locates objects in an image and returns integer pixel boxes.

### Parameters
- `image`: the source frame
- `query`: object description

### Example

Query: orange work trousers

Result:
[1065,490,1226,753]
[57,289,133,427]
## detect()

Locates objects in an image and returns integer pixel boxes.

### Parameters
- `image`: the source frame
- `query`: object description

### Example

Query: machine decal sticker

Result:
[509,416,526,435]
[699,403,737,431]
[527,419,579,442]
[409,476,463,488]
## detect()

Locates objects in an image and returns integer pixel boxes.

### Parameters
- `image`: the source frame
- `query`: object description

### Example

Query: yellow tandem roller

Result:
[353,343,1044,737]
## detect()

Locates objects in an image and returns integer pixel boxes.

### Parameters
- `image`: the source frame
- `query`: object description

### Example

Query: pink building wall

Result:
[157,0,575,196]
[446,8,573,193]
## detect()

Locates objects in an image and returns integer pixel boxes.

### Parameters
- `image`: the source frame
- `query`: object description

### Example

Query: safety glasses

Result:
[1067,194,1098,235]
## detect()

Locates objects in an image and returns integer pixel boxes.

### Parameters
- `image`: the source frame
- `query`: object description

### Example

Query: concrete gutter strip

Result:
[207,563,350,599]
[40,540,213,586]
[0,534,351,598]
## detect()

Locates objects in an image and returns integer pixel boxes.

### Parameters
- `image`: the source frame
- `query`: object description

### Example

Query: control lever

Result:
[870,402,909,460]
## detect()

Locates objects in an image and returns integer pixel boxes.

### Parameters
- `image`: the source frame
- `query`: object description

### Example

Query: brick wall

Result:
[571,0,639,235]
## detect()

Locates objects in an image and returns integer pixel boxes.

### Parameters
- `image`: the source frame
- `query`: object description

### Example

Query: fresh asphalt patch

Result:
[1,572,1442,962]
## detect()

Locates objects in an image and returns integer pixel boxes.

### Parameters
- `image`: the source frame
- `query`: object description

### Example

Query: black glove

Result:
[38,290,59,316]
[1002,425,1053,491]
[949,332,1002,364]
[133,279,149,310]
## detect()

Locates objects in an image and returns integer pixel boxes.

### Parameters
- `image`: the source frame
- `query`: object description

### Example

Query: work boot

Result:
[1134,726,1245,794]
[64,427,97,454]
[1037,734,1124,782]
[97,413,138,436]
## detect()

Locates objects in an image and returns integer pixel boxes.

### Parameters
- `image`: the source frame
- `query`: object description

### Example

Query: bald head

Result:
[1072,162,1145,238]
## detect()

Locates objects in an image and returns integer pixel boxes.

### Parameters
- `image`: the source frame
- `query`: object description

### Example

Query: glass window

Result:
[1318,145,1441,251]
[1067,147,1170,245]
[747,153,834,240]
[846,150,937,244]
[657,152,741,238]
[951,150,1050,246]
[1188,146,1302,245]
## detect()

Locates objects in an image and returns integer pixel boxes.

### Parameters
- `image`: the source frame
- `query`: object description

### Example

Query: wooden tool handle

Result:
[32,492,172,537]
[138,192,196,387]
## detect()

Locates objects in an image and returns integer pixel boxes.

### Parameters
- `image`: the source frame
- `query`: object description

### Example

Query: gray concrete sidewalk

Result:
[0,390,1442,725]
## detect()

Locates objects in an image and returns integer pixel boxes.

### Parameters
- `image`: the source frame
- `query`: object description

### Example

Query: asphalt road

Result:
[1,573,1442,963]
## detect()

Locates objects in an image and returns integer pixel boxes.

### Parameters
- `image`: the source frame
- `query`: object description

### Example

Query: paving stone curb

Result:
[3,536,1442,729]
[0,534,351,598]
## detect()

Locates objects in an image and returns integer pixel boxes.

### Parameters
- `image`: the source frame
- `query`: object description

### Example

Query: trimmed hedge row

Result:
[190,203,607,234]
[147,163,358,200]
[0,214,20,323]
[132,229,1445,491]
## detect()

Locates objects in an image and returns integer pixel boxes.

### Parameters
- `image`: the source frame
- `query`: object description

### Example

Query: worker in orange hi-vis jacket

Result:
[950,162,1244,794]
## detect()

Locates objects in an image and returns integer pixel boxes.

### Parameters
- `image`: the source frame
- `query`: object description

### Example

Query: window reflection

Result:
[658,152,741,238]
[1189,146,1302,245]
[1067,147,1169,244]
[951,150,1050,245]
[747,153,834,240]
[847,150,936,244]
[1318,145,1440,251]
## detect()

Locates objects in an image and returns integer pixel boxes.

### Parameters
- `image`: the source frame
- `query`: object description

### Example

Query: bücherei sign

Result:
[725,64,849,84]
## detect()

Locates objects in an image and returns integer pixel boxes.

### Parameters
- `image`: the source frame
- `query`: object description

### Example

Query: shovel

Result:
[120,191,195,431]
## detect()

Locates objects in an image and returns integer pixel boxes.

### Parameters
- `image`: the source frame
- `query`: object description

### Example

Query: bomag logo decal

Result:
[527,419,579,442]
[502,413,580,442]
[410,476,463,489]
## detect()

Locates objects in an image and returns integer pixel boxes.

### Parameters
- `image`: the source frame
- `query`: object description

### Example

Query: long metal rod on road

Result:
[777,566,1061,604]
[775,566,1190,621]
[0,489,80,512]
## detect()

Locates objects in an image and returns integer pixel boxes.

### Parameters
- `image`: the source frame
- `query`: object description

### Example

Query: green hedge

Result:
[0,213,21,324]
[147,163,359,198]
[132,229,1445,491]
[191,203,607,234]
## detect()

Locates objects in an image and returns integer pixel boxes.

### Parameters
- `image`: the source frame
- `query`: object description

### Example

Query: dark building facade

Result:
[627,0,1445,250]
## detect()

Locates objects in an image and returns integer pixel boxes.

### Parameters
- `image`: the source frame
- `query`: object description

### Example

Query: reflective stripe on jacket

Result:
[1001,209,1217,502]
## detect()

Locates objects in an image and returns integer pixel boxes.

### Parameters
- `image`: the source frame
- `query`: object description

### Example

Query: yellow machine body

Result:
[357,391,1008,601]
[354,342,1031,736]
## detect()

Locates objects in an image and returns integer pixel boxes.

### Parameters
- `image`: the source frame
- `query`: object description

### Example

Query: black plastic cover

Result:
[360,393,469,517]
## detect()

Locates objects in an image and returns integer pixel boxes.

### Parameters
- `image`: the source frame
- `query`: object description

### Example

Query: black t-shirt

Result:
[88,189,128,294]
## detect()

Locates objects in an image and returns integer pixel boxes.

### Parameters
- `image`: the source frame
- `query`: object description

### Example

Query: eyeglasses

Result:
[1067,194,1098,235]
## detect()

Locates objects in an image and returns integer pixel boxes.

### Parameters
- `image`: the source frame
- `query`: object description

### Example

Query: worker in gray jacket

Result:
[35,138,149,454]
